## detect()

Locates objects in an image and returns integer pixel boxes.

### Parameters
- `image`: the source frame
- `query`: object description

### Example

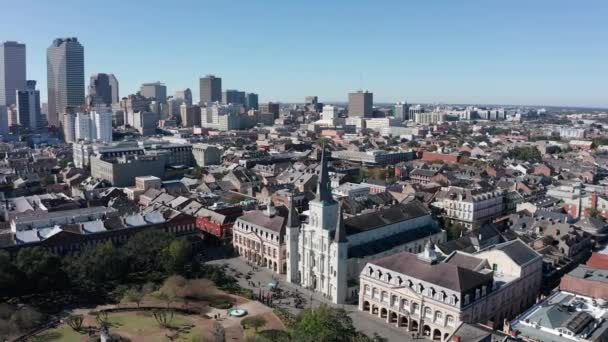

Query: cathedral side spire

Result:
[316,144,334,203]
[286,196,300,228]
[334,203,348,243]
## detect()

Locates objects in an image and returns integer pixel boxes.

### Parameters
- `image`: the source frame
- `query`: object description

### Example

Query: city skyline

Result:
[1,1,607,107]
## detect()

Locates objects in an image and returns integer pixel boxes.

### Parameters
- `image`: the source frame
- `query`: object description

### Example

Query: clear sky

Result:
[3,0,607,107]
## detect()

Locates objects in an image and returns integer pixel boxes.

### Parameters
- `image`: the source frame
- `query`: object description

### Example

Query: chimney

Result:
[452,337,461,342]
[591,191,598,209]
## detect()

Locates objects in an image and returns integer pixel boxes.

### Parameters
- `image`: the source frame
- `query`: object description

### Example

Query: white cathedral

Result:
[285,148,444,304]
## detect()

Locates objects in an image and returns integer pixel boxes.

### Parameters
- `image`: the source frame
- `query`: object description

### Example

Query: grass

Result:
[30,324,84,342]
[34,311,203,341]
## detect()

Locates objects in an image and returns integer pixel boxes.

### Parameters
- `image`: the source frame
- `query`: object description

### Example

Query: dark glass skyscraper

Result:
[16,80,41,130]
[246,93,259,110]
[47,37,85,127]
[88,73,119,106]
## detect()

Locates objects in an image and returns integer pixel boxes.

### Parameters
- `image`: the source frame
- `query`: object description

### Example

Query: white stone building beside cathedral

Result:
[285,149,445,304]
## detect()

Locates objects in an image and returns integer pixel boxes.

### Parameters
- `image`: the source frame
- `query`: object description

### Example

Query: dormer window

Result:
[475,289,480,300]
[464,294,470,305]
[482,286,487,296]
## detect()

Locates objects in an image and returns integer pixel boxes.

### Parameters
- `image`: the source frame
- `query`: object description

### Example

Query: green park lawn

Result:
[32,311,205,341]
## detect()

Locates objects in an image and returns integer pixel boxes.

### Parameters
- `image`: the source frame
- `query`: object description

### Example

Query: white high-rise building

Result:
[63,112,76,142]
[93,111,112,142]
[394,101,409,122]
[73,111,112,143]
[322,105,338,121]
[75,112,91,141]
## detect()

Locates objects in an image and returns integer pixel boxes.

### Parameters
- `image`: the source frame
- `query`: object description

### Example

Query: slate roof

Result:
[239,210,286,233]
[345,200,429,235]
[369,251,494,293]
[444,252,487,271]
[450,323,517,342]
[348,226,441,258]
[491,239,540,266]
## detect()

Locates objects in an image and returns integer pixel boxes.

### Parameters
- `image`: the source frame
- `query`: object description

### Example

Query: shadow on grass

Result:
[30,331,66,341]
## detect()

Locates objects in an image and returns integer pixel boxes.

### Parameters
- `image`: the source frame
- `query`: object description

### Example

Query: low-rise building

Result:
[511,290,608,342]
[233,203,288,274]
[331,149,415,165]
[434,186,505,229]
[90,155,165,187]
[192,143,222,166]
[359,239,542,341]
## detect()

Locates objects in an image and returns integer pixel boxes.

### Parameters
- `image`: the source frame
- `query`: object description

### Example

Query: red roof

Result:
[586,252,608,270]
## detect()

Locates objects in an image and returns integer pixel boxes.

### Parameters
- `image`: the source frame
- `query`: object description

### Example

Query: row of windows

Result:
[365,267,460,306]
[235,221,280,242]
[364,286,456,327]
[234,233,278,258]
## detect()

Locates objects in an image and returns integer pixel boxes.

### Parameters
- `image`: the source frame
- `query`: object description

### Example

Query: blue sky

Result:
[3,0,607,107]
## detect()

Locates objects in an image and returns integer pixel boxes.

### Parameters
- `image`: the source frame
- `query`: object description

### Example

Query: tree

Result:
[507,146,541,163]
[123,230,174,276]
[162,239,192,275]
[0,251,24,299]
[241,316,266,332]
[10,306,44,332]
[152,310,174,328]
[63,241,127,297]
[95,311,109,326]
[121,288,144,308]
[290,305,358,342]
[589,207,601,219]
[65,314,84,332]
[0,319,17,341]
[14,247,67,294]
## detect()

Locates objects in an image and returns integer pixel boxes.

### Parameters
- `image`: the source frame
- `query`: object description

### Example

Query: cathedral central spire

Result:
[316,144,334,203]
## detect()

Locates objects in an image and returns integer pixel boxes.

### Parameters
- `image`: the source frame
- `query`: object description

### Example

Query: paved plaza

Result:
[209,256,417,342]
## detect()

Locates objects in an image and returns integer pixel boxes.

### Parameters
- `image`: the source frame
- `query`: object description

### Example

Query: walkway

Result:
[209,257,418,342]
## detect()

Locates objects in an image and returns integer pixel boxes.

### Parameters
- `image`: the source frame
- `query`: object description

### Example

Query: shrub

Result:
[209,295,235,309]
[241,316,267,332]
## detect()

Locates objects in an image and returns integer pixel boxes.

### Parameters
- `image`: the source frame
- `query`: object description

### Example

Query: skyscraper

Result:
[88,73,119,106]
[175,88,193,106]
[92,111,112,142]
[16,80,41,130]
[259,102,280,118]
[394,101,409,122]
[140,82,167,103]
[47,37,85,127]
[63,112,76,142]
[0,41,26,107]
[348,90,373,118]
[199,75,222,104]
[246,93,259,110]
[222,89,246,105]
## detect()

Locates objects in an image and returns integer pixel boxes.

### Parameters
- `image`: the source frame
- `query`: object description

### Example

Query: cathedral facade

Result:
[286,147,348,303]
